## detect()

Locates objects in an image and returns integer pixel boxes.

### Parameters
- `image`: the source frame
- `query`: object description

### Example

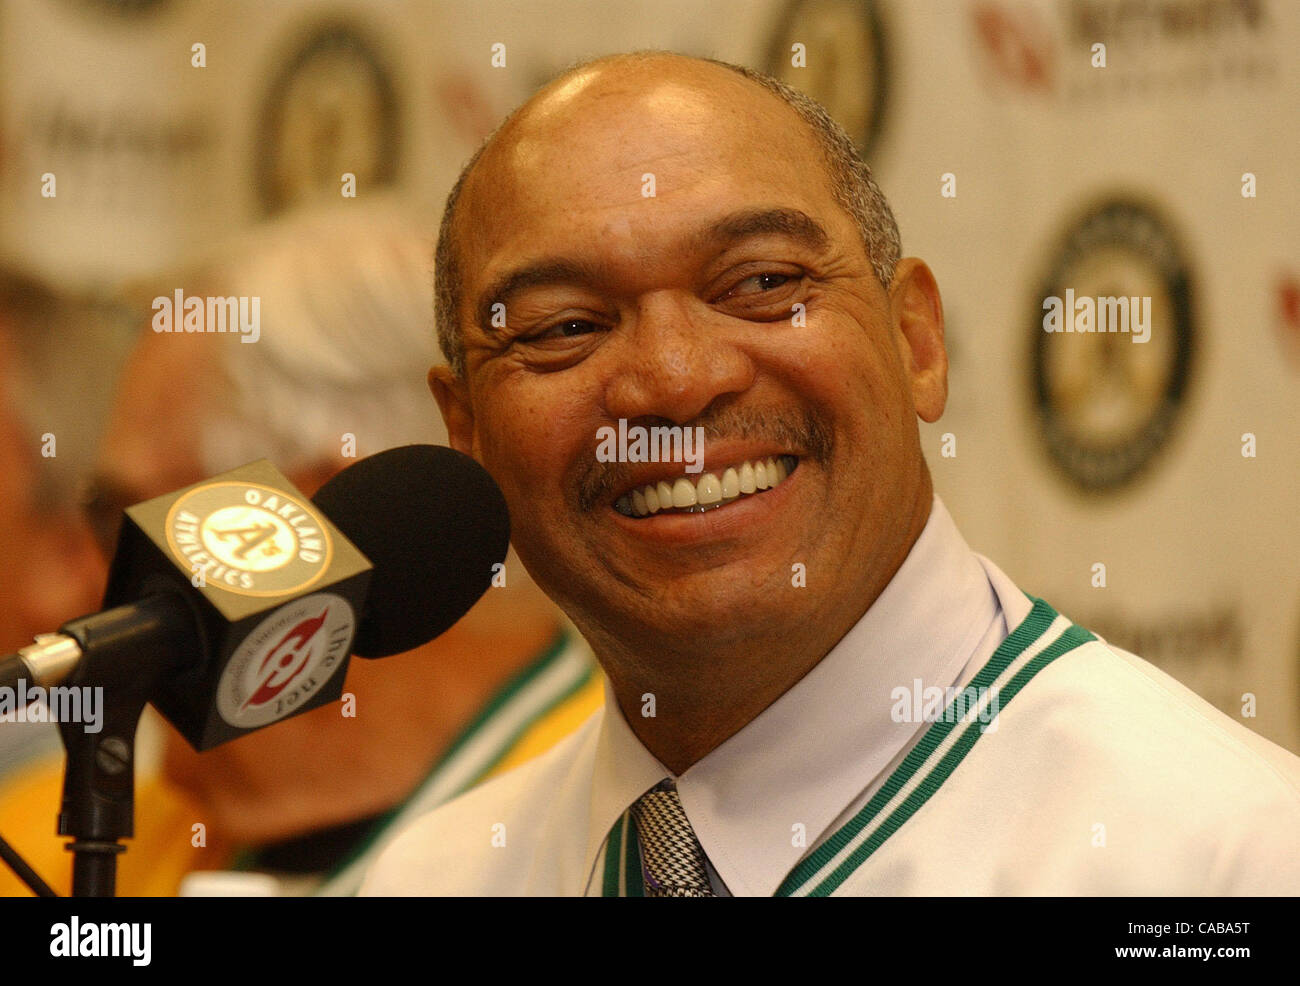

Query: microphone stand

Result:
[56,680,149,897]
[54,593,196,897]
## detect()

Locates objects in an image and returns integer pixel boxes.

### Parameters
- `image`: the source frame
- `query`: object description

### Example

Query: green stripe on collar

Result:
[599,809,646,897]
[778,597,1092,897]
[624,814,644,897]
[602,816,624,897]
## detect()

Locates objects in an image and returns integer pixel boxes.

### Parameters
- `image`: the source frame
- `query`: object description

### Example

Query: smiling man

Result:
[362,51,1300,896]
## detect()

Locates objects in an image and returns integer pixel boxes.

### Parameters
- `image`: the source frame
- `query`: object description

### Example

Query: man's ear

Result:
[889,258,948,424]
[429,365,476,456]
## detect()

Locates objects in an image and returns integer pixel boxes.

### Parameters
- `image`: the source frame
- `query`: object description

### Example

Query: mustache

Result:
[575,405,834,512]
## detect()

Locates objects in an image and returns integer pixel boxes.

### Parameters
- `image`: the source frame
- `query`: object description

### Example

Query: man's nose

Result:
[602,292,755,424]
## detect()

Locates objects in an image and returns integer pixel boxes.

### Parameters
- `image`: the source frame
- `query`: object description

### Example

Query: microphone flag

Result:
[99,459,372,750]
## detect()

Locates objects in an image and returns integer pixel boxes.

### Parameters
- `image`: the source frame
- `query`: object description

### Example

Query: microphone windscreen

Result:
[312,444,511,657]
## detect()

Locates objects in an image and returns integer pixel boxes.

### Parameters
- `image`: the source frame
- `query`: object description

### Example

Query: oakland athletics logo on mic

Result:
[164,481,334,597]
[102,459,371,748]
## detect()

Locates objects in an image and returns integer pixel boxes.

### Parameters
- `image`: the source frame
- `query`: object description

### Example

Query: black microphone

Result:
[0,444,510,751]
[312,444,511,658]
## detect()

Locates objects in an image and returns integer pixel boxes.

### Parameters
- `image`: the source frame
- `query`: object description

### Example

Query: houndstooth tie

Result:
[629,779,716,897]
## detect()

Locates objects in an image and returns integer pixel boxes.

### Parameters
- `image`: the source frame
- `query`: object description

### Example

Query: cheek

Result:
[785,325,901,431]
[477,413,545,505]
[825,308,911,416]
[474,384,588,511]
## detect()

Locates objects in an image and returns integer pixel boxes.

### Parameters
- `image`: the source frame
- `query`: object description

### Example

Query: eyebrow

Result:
[689,207,831,255]
[476,258,606,334]
[473,207,832,332]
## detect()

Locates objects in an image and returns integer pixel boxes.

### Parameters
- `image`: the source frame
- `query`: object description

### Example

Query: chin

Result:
[602,586,797,645]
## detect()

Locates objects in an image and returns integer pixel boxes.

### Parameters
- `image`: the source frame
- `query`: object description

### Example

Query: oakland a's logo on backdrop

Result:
[765,0,890,157]
[255,21,401,217]
[165,481,334,596]
[1030,198,1196,492]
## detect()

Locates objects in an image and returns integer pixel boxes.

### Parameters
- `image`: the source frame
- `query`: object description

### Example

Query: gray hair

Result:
[434,51,902,379]
[155,201,448,476]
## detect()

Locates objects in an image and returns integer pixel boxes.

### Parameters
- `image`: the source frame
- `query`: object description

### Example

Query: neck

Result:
[597,483,933,774]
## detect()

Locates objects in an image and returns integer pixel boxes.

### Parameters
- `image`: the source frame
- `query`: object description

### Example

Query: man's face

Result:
[439,60,943,656]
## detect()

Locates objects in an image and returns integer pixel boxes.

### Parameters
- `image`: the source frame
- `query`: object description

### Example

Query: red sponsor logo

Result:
[973,1,1055,93]
[435,72,500,145]
[241,608,328,710]
[1278,272,1300,369]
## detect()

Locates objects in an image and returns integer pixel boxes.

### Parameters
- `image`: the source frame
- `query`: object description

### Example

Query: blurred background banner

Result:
[0,0,1295,782]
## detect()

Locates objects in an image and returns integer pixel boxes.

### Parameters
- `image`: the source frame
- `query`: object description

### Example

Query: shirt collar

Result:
[583,493,1003,896]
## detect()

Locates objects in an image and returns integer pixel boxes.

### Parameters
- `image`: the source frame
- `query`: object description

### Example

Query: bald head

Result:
[434,51,900,377]
[459,56,777,246]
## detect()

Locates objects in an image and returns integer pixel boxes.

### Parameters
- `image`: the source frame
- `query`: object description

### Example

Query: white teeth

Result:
[721,467,740,499]
[616,455,798,517]
[697,473,722,505]
[671,477,697,508]
[739,462,756,494]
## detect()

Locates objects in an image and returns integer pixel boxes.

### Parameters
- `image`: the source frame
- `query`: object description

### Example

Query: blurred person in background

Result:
[0,270,126,779]
[0,202,601,896]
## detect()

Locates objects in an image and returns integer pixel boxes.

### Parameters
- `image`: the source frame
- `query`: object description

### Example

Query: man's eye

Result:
[727,272,794,297]
[527,319,601,342]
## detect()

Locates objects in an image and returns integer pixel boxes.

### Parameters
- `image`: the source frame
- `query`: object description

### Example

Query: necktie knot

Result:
[628,780,716,897]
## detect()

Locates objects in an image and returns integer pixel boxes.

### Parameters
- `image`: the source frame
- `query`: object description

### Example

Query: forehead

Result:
[459,62,848,284]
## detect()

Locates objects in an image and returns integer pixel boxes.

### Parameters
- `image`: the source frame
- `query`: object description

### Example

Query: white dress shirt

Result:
[361,495,1300,896]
